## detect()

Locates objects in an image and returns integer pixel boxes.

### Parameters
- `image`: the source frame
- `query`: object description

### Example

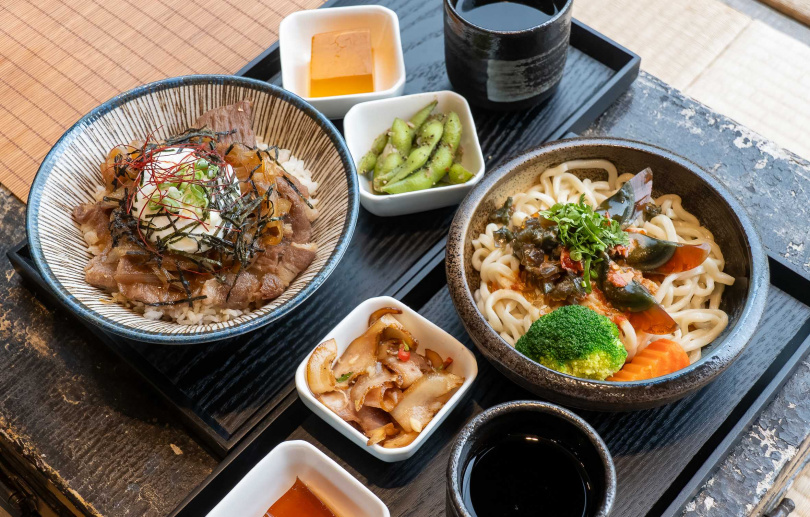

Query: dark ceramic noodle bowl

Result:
[26,75,358,344]
[446,138,768,410]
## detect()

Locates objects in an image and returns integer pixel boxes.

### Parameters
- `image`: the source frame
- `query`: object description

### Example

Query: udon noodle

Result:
[472,159,735,364]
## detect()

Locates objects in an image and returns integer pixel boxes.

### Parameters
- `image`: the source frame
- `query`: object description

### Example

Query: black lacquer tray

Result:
[9,3,639,457]
[13,1,810,516]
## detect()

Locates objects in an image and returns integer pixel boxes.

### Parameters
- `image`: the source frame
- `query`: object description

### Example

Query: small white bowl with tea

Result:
[279,6,406,119]
[205,440,389,517]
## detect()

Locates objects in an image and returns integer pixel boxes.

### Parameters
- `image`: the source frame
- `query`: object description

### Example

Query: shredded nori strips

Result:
[105,129,298,307]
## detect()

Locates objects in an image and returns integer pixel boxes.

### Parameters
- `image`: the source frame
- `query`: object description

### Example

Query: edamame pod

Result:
[391,118,412,157]
[409,100,438,133]
[375,118,444,190]
[358,131,388,176]
[372,151,404,192]
[447,162,474,184]
[383,112,462,194]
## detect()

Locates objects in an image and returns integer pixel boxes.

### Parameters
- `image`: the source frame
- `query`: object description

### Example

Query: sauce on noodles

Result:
[472,159,734,368]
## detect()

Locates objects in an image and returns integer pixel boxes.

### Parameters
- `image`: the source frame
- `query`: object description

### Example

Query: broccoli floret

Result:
[515,305,627,380]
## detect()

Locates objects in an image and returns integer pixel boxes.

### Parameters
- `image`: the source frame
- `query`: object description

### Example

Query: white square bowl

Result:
[279,6,406,119]
[206,440,389,517]
[343,91,486,217]
[295,296,478,462]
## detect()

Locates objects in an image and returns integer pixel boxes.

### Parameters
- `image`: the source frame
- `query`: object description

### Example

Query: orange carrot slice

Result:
[607,339,689,382]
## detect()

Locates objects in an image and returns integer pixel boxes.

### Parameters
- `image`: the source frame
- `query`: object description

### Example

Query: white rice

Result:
[86,148,316,325]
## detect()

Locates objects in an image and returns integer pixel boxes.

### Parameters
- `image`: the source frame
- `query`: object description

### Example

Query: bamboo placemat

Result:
[0,0,322,202]
[573,0,750,91]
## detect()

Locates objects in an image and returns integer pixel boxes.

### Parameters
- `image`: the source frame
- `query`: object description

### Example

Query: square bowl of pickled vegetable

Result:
[279,5,406,119]
[344,91,486,217]
[205,440,389,517]
[295,296,478,462]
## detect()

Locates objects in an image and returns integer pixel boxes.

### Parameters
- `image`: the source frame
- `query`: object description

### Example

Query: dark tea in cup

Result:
[454,0,567,31]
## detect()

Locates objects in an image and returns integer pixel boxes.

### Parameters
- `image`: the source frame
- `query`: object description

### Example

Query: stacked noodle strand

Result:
[471,160,734,364]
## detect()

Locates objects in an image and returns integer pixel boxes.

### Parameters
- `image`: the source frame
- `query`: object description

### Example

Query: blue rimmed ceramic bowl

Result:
[26,75,358,344]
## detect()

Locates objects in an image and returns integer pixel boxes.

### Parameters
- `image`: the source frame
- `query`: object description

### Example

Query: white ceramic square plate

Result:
[343,91,486,217]
[206,440,389,517]
[279,6,406,119]
[295,296,478,462]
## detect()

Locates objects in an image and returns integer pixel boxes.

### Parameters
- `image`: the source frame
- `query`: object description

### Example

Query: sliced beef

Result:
[115,256,185,305]
[276,177,314,244]
[277,242,317,285]
[73,202,112,252]
[250,241,317,301]
[85,254,118,291]
[260,274,285,300]
[198,272,260,310]
[280,171,310,198]
[194,100,256,147]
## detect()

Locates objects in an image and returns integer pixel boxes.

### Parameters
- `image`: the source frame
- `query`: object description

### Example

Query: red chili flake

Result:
[607,268,629,287]
[613,244,629,257]
[397,344,411,362]
[560,248,583,273]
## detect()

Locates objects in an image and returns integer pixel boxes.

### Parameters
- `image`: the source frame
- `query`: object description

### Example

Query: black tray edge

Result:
[656,258,810,515]
[7,242,233,458]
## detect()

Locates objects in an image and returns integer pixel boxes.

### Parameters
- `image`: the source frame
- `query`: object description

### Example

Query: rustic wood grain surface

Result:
[0,183,218,516]
[758,0,810,27]
[684,355,810,516]
[0,0,322,201]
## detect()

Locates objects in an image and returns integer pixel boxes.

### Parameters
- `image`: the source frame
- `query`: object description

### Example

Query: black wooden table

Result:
[3,8,810,517]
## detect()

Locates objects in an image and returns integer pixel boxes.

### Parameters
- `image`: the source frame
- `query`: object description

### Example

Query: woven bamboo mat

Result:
[0,0,322,202]
[574,0,810,160]
[573,0,751,91]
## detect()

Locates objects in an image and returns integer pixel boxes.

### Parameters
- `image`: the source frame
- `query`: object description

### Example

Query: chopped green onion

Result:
[541,195,629,292]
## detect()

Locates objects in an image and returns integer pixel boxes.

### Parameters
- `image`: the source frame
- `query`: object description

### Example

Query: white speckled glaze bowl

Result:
[26,75,358,344]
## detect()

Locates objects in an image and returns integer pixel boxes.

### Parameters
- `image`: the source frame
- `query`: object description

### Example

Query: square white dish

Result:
[295,296,478,462]
[343,91,486,217]
[279,6,406,119]
[206,440,389,517]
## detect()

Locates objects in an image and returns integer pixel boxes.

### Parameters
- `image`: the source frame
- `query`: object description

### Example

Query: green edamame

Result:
[358,131,387,176]
[391,118,412,157]
[378,118,444,189]
[447,162,474,184]
[383,112,462,194]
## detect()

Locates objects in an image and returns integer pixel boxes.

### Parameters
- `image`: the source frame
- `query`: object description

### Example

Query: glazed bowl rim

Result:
[446,400,616,517]
[26,74,359,344]
[443,0,574,36]
[446,137,769,404]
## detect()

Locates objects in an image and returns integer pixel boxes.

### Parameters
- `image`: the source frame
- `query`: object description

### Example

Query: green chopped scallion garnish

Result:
[541,195,629,291]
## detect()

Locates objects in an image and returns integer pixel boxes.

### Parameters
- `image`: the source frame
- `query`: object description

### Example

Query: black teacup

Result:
[446,401,616,517]
[443,0,573,110]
